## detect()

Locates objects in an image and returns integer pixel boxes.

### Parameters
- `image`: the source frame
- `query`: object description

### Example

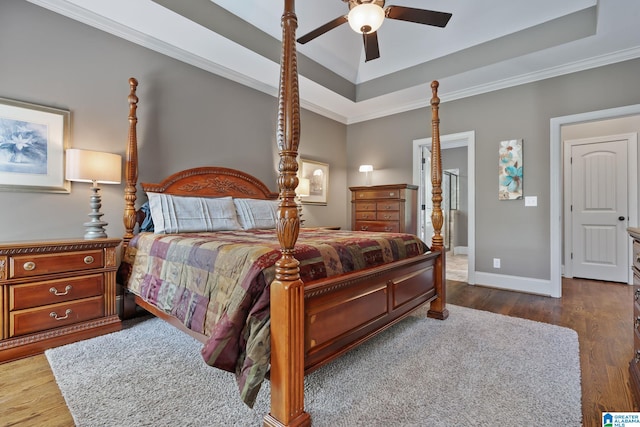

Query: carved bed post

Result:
[427,81,449,320]
[119,77,140,320]
[264,0,310,426]
[123,77,139,249]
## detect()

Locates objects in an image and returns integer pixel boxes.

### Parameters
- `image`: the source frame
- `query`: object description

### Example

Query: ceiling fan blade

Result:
[297,15,348,44]
[363,32,380,62]
[385,6,452,27]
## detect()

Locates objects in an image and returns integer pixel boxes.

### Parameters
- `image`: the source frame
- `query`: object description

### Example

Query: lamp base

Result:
[83,221,108,239]
[83,184,108,240]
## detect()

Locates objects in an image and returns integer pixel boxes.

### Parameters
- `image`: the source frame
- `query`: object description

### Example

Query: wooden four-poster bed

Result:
[118,2,447,426]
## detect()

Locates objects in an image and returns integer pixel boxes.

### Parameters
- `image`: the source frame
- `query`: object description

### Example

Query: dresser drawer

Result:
[354,221,400,233]
[355,189,401,200]
[9,274,104,310]
[634,241,640,272]
[354,202,376,211]
[9,296,104,337]
[9,249,104,279]
[377,211,400,221]
[377,201,400,211]
[356,211,376,220]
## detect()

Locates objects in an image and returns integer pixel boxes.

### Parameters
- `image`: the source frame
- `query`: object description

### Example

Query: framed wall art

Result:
[498,139,523,200]
[299,158,329,205]
[0,97,70,193]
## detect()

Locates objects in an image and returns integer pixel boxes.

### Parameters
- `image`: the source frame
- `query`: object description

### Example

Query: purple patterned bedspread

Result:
[123,228,428,407]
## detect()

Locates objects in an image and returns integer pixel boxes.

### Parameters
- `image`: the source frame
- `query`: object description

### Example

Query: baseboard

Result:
[453,246,468,255]
[473,272,556,297]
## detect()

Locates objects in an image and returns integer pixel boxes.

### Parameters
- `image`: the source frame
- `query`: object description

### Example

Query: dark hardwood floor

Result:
[0,277,636,426]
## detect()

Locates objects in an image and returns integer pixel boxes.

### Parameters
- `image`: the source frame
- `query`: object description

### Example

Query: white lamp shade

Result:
[359,164,374,173]
[348,3,385,34]
[66,149,122,184]
[296,177,310,197]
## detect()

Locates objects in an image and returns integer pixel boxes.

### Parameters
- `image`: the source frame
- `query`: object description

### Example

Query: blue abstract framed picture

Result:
[498,139,523,200]
[0,97,70,193]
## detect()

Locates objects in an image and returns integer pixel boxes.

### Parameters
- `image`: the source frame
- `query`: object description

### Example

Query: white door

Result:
[570,139,628,282]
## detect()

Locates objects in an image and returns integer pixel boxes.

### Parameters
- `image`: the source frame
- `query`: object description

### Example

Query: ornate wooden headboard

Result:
[140,166,279,200]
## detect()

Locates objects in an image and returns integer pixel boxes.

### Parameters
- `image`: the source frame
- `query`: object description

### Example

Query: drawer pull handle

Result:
[84,255,95,265]
[23,261,36,271]
[636,349,640,363]
[383,215,391,219]
[384,227,392,232]
[636,316,640,329]
[49,285,72,296]
[360,226,368,231]
[636,289,640,301]
[50,309,72,321]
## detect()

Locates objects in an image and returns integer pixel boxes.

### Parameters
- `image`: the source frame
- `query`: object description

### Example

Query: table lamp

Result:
[296,177,310,225]
[359,164,373,186]
[65,149,122,239]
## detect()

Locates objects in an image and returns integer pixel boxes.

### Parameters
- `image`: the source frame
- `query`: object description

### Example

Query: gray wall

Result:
[0,0,348,242]
[3,1,640,284]
[348,59,640,279]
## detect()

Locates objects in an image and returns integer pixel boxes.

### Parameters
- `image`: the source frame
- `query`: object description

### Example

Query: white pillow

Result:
[233,198,280,230]
[147,193,242,234]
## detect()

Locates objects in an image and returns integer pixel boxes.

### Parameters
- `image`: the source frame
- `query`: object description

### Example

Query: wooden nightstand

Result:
[0,238,122,363]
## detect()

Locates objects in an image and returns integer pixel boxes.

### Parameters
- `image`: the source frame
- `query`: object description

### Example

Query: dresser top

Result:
[349,183,418,191]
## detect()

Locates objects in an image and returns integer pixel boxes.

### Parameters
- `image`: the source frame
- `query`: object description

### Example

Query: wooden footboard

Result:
[304,251,439,372]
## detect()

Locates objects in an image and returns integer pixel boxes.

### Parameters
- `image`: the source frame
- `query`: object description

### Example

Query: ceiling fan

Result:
[297,0,452,62]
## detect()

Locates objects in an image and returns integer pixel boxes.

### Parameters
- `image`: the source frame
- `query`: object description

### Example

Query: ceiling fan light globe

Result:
[348,3,384,34]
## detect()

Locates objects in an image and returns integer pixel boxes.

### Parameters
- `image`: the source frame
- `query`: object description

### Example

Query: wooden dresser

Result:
[350,184,418,234]
[629,227,640,403]
[0,238,122,362]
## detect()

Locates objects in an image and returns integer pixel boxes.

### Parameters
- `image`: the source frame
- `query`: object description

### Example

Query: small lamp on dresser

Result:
[65,149,122,239]
[359,164,373,186]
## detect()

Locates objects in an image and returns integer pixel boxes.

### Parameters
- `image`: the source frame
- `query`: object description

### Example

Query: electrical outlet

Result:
[493,258,501,268]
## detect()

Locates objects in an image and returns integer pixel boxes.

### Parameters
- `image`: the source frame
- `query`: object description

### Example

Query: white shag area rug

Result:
[46,305,582,426]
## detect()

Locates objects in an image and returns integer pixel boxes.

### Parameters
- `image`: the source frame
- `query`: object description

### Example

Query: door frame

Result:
[550,104,640,297]
[563,133,638,284]
[413,131,476,284]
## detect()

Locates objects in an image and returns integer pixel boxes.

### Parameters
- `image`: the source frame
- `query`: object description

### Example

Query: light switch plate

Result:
[525,196,537,207]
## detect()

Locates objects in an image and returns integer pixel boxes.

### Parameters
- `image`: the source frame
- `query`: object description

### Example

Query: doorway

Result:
[563,133,637,283]
[413,131,476,284]
[550,105,640,296]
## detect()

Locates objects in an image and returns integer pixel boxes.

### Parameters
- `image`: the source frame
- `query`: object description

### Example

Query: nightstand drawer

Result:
[9,274,104,310]
[9,296,104,337]
[9,249,104,278]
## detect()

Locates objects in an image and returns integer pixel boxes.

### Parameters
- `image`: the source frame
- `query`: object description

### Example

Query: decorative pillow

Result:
[147,193,242,234]
[139,201,154,232]
[233,198,280,230]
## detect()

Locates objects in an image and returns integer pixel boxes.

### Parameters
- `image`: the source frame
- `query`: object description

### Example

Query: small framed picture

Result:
[0,97,70,193]
[299,158,329,205]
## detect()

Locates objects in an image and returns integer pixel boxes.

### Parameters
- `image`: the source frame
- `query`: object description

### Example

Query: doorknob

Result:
[619,216,626,221]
